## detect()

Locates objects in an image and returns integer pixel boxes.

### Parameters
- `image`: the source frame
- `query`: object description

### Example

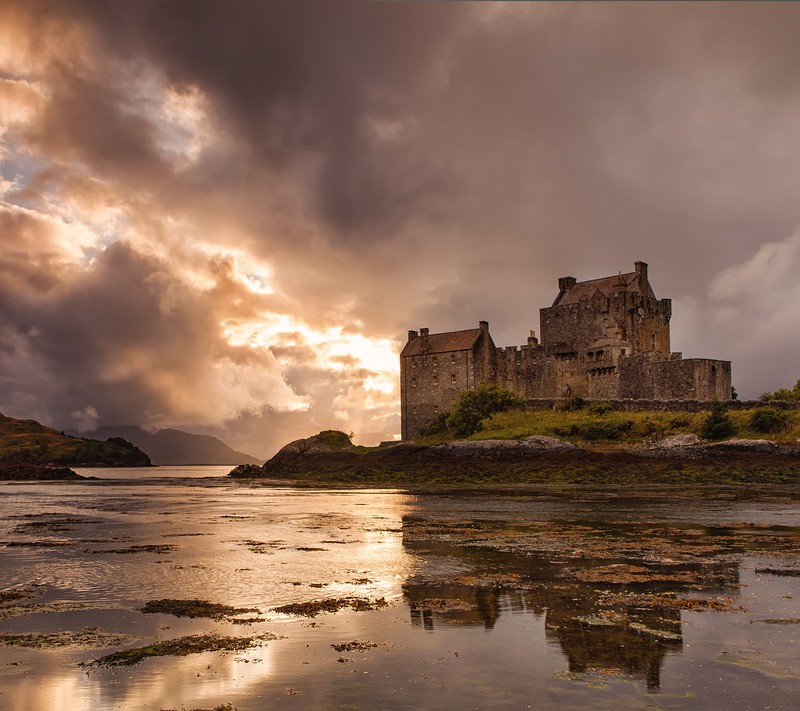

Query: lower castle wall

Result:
[586,368,620,400]
[618,356,731,401]
[524,399,781,412]
[402,340,732,439]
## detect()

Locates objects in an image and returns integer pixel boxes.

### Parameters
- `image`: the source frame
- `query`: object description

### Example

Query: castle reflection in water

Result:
[402,533,740,690]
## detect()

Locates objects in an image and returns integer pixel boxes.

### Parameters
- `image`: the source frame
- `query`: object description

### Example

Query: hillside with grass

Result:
[420,402,800,448]
[0,414,152,467]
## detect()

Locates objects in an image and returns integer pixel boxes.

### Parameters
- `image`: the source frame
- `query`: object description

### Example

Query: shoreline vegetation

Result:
[230,403,800,497]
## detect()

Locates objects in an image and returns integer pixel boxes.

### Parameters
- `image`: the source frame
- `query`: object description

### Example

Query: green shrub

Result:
[552,418,634,441]
[418,412,449,437]
[700,401,736,440]
[316,430,353,449]
[556,388,584,411]
[670,415,692,429]
[748,407,788,434]
[446,384,525,438]
[587,401,613,416]
[760,378,800,402]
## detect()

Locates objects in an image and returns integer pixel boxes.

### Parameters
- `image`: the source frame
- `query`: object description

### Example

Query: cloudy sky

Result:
[2,1,800,457]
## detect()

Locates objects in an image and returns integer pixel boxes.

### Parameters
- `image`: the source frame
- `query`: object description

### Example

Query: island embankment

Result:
[0,463,83,481]
[229,430,800,498]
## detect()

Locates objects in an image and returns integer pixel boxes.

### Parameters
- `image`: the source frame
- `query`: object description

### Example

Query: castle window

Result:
[432,356,438,365]
[433,376,439,386]
[434,405,439,413]
[411,378,417,387]
[451,374,457,384]
[451,354,456,363]
[411,361,417,368]
[412,407,417,415]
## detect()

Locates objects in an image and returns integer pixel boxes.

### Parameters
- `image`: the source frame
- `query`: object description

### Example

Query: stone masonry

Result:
[400,262,731,440]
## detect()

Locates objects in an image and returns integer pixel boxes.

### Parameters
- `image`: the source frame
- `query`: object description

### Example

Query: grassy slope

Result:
[0,414,152,466]
[418,406,800,448]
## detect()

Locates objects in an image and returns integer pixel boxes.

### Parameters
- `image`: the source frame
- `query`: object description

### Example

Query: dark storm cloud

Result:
[0,236,305,431]
[44,0,474,235]
[24,70,168,186]
[2,1,800,455]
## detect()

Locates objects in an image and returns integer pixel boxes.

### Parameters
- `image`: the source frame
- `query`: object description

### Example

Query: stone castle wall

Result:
[400,325,496,440]
[400,262,732,440]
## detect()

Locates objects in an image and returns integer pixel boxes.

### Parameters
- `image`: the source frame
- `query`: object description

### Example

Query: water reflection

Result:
[0,480,798,710]
[400,513,761,691]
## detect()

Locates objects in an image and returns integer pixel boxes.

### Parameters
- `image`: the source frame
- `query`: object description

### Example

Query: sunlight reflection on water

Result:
[1,474,799,710]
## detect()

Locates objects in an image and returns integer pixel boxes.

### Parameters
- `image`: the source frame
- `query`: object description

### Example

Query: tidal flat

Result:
[1,468,799,710]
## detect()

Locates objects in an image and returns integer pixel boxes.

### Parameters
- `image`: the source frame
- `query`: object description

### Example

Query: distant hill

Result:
[0,414,152,466]
[79,426,262,466]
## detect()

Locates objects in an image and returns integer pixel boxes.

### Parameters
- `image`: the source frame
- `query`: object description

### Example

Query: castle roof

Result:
[400,328,482,357]
[552,269,655,307]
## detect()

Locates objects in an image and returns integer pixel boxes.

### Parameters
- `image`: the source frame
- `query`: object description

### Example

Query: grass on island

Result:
[416,405,800,448]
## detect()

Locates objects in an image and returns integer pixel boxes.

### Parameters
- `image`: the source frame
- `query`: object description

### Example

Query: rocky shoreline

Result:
[229,431,800,493]
[0,463,84,481]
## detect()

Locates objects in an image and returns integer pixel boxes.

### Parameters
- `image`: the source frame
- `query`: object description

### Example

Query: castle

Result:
[400,261,731,440]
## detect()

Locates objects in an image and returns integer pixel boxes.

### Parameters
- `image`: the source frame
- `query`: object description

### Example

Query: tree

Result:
[760,378,800,402]
[700,401,736,440]
[446,384,525,438]
[749,407,788,434]
[418,412,449,437]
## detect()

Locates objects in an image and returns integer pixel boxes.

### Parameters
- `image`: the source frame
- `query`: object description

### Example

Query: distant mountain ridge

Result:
[80,426,261,466]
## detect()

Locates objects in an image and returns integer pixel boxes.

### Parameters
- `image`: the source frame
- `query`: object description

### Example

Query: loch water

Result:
[1,469,799,710]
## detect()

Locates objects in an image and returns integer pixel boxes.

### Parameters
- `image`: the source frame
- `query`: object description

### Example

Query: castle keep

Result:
[400,262,731,440]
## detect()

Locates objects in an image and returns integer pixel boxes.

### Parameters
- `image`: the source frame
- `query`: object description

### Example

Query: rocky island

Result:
[230,428,800,497]
[0,462,83,481]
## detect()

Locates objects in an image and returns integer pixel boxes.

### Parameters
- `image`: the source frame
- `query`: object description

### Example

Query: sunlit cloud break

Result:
[1,1,800,456]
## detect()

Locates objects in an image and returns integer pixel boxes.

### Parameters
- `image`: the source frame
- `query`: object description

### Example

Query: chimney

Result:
[527,329,539,346]
[420,327,429,337]
[419,327,429,354]
[479,320,489,331]
[558,276,577,292]
[407,330,418,342]
[634,261,648,281]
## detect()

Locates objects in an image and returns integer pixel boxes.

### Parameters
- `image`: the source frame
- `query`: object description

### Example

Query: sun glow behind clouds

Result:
[224,317,399,387]
[221,313,400,442]
[157,83,213,168]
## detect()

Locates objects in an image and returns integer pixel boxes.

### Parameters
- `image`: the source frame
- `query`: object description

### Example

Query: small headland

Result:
[0,462,84,481]
[0,413,152,467]
[229,428,800,498]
